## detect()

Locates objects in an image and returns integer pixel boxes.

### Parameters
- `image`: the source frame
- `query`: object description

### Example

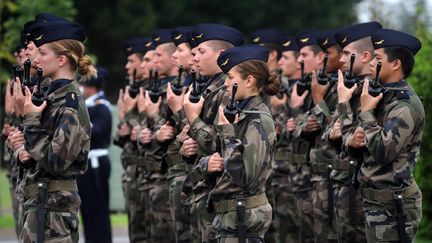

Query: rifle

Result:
[368,61,382,97]
[344,54,357,88]
[223,83,238,123]
[148,69,160,103]
[188,70,201,103]
[171,65,184,96]
[296,61,311,96]
[128,69,140,98]
[32,68,45,106]
[317,54,331,85]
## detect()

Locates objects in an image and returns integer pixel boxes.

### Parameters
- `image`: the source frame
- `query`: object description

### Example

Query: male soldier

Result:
[288,30,325,243]
[143,28,177,242]
[77,65,113,243]
[357,29,423,242]
[326,21,382,243]
[114,37,148,243]
[272,34,302,243]
[304,28,343,243]
[182,23,244,242]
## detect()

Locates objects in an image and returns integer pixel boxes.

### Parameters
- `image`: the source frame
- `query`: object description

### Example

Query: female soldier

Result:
[201,45,279,242]
[13,18,94,242]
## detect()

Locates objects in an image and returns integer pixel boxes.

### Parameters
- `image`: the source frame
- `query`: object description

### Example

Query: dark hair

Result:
[207,40,235,52]
[383,46,415,78]
[236,59,280,95]
[261,42,282,60]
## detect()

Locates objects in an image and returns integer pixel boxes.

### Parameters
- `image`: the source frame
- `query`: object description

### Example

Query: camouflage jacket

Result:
[113,107,140,169]
[357,80,424,189]
[21,79,91,212]
[206,96,276,199]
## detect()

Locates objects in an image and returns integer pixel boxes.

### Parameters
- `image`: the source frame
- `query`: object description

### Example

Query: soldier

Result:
[10,18,94,242]
[271,34,302,243]
[114,36,149,243]
[77,65,113,243]
[327,21,382,243]
[250,29,283,73]
[356,29,423,242]
[203,44,279,242]
[182,23,244,243]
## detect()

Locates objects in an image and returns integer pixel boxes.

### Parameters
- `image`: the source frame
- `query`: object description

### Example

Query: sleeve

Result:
[359,103,416,165]
[23,106,90,175]
[90,105,112,141]
[220,120,271,187]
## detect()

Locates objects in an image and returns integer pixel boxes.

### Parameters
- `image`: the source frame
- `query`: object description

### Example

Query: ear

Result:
[216,49,226,58]
[361,51,372,64]
[392,58,402,72]
[317,51,325,65]
[269,50,278,62]
[57,55,67,68]
[246,75,256,88]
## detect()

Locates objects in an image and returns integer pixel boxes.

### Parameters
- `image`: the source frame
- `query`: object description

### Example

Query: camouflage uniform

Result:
[332,79,367,243]
[356,80,424,242]
[188,72,229,242]
[113,107,147,242]
[203,95,276,242]
[143,76,176,242]
[270,79,301,243]
[290,91,314,243]
[18,80,91,242]
[308,80,338,242]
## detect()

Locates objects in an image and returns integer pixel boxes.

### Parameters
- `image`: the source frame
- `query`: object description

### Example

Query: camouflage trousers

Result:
[333,183,366,243]
[188,198,201,243]
[312,180,337,242]
[264,175,275,243]
[121,164,147,242]
[212,203,272,242]
[169,175,192,243]
[148,178,175,242]
[20,211,79,243]
[296,190,314,243]
[363,189,422,243]
[7,165,23,237]
[272,178,300,243]
[196,197,217,242]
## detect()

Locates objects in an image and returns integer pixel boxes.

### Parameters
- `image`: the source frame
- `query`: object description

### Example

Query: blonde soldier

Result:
[204,44,279,242]
[183,23,244,242]
[11,18,94,242]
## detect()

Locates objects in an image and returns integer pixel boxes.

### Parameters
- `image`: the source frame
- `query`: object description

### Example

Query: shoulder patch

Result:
[65,92,79,109]
[395,90,411,100]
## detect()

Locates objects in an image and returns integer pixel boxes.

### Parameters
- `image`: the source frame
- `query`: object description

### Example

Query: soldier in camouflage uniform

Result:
[182,23,244,243]
[271,35,302,243]
[202,44,278,242]
[356,29,423,242]
[7,18,94,242]
[327,22,382,243]
[114,37,149,243]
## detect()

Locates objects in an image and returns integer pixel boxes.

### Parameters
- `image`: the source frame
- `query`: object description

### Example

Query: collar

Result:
[85,90,105,107]
[47,79,72,95]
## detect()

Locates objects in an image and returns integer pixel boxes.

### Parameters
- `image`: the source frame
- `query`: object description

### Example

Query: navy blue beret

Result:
[192,23,244,47]
[280,35,300,52]
[371,29,421,55]
[172,26,193,46]
[317,28,340,50]
[21,13,68,45]
[122,37,154,56]
[153,28,173,46]
[30,20,86,47]
[84,65,109,87]
[217,45,269,73]
[335,21,382,48]
[250,29,283,44]
[296,30,322,49]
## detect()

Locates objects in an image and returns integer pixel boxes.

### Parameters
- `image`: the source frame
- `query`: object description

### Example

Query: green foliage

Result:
[410,4,432,239]
[0,0,77,81]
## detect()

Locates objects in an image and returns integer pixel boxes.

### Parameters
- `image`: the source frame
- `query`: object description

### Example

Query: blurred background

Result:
[0,0,431,241]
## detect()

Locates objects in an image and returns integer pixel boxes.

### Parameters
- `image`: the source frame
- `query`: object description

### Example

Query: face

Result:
[25,41,39,71]
[297,46,322,74]
[154,43,175,76]
[224,66,257,101]
[339,42,370,75]
[325,46,342,73]
[125,53,143,79]
[172,43,192,71]
[369,48,393,83]
[194,41,221,76]
[140,50,155,79]
[189,46,198,70]
[33,43,61,79]
[278,51,299,77]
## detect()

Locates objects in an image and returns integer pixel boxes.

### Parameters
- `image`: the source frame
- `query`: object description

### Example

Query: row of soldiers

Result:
[0,12,425,243]
[113,20,424,243]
